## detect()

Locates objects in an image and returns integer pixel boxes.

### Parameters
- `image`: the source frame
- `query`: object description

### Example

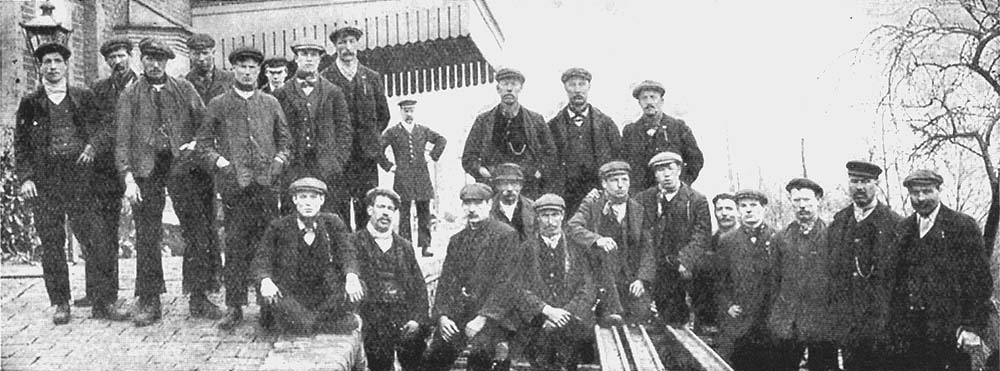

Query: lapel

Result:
[626,198,644,240]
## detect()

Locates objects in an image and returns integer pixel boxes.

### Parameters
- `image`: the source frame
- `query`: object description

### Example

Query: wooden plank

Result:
[665,326,733,371]
[638,325,668,371]
[622,326,663,371]
[594,326,628,371]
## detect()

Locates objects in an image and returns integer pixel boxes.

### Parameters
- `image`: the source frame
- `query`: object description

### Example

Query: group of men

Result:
[13,22,994,371]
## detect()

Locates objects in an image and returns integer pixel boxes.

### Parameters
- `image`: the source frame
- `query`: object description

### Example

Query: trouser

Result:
[134,152,216,297]
[690,268,718,327]
[399,200,431,248]
[885,310,973,371]
[722,325,782,371]
[653,267,690,325]
[771,338,838,371]
[562,171,599,218]
[334,155,378,231]
[220,183,276,306]
[423,316,512,371]
[523,315,594,370]
[360,301,428,371]
[84,191,122,303]
[262,292,345,333]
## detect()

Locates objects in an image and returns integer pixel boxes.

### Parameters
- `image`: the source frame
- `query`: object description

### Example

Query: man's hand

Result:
[595,237,618,252]
[260,278,281,305]
[439,315,459,342]
[534,170,542,179]
[727,305,742,319]
[958,329,982,348]
[215,156,231,169]
[582,188,602,203]
[401,320,420,336]
[478,166,491,178]
[179,141,197,152]
[629,280,646,297]
[678,264,692,279]
[76,145,94,164]
[123,173,142,203]
[345,273,364,303]
[542,305,572,328]
[19,180,37,199]
[464,315,487,339]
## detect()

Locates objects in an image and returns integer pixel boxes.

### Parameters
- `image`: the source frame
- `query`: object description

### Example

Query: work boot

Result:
[53,303,71,325]
[217,306,243,330]
[73,296,93,307]
[92,301,130,321]
[133,295,162,327]
[189,293,224,319]
[421,246,434,257]
[258,306,274,330]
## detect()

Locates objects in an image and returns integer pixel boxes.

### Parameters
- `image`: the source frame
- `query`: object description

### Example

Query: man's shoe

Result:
[217,306,243,330]
[421,247,434,257]
[189,294,224,319]
[73,296,93,307]
[92,302,130,321]
[133,296,162,327]
[53,303,71,325]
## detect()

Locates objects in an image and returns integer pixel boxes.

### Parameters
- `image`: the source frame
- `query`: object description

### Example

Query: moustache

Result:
[644,104,656,109]
[112,63,127,71]
[377,215,392,223]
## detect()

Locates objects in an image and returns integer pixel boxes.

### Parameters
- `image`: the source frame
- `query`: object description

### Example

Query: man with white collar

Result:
[196,46,291,330]
[886,170,991,371]
[489,163,536,241]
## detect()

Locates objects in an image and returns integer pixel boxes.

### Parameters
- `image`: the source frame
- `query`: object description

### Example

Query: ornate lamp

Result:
[19,1,72,60]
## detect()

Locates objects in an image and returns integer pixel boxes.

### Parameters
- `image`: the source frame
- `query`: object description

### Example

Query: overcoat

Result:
[621,114,703,191]
[767,219,834,342]
[320,63,391,163]
[271,77,353,180]
[716,224,783,343]
[461,105,557,186]
[634,184,710,272]
[545,105,622,194]
[378,123,447,201]
[90,70,137,194]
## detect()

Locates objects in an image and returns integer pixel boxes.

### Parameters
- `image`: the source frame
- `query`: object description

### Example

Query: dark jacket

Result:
[546,105,622,193]
[115,75,206,178]
[635,184,711,272]
[185,67,235,104]
[490,195,537,242]
[508,234,597,326]
[378,123,447,201]
[716,224,783,340]
[349,229,429,323]
[462,105,557,185]
[90,70,137,194]
[826,202,902,344]
[272,77,353,179]
[621,114,703,191]
[768,219,833,341]
[15,85,102,182]
[320,63,390,163]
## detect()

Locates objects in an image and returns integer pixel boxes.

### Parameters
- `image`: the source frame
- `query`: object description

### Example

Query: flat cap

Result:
[599,161,631,178]
[495,68,525,83]
[533,193,566,212]
[632,80,665,99]
[492,163,524,182]
[138,38,175,59]
[100,36,132,57]
[460,183,494,201]
[329,26,363,42]
[903,169,944,188]
[647,151,683,168]
[186,33,215,50]
[34,42,71,61]
[734,189,769,206]
[398,99,417,107]
[290,36,327,54]
[365,187,401,207]
[561,67,591,83]
[785,178,824,198]
[288,177,327,194]
[263,56,293,68]
[228,46,264,64]
[846,160,882,179]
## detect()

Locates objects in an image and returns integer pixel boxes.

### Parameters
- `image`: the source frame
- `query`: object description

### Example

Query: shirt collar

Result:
[366,223,393,241]
[541,234,562,249]
[297,218,316,231]
[233,87,255,100]
[567,105,590,117]
[336,58,358,76]
[853,201,877,221]
[43,79,67,94]
[918,203,941,224]
[401,121,416,132]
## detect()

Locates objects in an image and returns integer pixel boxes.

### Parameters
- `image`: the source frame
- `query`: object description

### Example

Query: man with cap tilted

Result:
[825,160,902,370]
[885,170,992,371]
[16,42,126,324]
[260,56,295,94]
[116,37,222,326]
[185,33,235,103]
[321,25,391,231]
[272,36,352,216]
[634,151,710,327]
[621,80,704,192]
[196,45,291,330]
[378,99,447,257]
[489,162,537,242]
[567,161,655,324]
[424,183,521,371]
[547,68,623,216]
[252,177,354,334]
[344,188,429,371]
[507,194,597,370]
[462,68,557,199]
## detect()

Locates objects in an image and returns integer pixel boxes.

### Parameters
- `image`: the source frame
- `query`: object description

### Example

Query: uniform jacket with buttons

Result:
[621,114,703,191]
[462,105,557,185]
[768,219,834,342]
[349,229,429,323]
[272,77,353,179]
[546,104,622,194]
[320,63,390,162]
[377,122,447,201]
[15,85,102,182]
[507,234,597,327]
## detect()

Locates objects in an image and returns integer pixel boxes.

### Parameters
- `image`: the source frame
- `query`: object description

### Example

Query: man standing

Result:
[424,183,521,371]
[621,80,703,192]
[344,188,429,371]
[321,26,391,230]
[185,33,235,102]
[509,194,597,370]
[378,99,447,256]
[566,161,654,324]
[886,170,992,371]
[16,42,126,324]
[634,151,710,326]
[768,178,837,371]
[462,68,556,199]
[489,163,536,241]
[547,68,622,215]
[826,160,902,370]
[691,193,739,335]
[273,37,352,215]
[260,56,294,94]
[116,38,221,326]
[196,46,291,330]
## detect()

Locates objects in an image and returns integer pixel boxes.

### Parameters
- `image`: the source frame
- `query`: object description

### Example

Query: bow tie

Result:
[298,78,315,88]
[299,219,317,233]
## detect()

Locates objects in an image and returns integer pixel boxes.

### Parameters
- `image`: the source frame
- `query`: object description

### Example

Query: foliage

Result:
[1,145,38,263]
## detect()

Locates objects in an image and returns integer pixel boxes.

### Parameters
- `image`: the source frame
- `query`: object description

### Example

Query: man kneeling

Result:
[251,177,354,333]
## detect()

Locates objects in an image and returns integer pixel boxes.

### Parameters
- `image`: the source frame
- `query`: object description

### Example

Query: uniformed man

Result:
[252,177,353,333]
[344,188,429,371]
[185,33,235,102]
[196,46,291,330]
[886,170,992,371]
[260,56,295,94]
[116,38,221,326]
[547,68,623,216]
[16,42,127,324]
[462,68,557,199]
[378,99,447,256]
[273,36,352,215]
[424,183,521,371]
[691,192,739,335]
[321,26,391,231]
[621,80,704,192]
[489,163,536,241]
[826,160,902,370]
[566,161,654,324]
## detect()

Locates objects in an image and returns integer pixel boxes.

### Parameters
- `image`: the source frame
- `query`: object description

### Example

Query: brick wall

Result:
[141,0,192,26]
